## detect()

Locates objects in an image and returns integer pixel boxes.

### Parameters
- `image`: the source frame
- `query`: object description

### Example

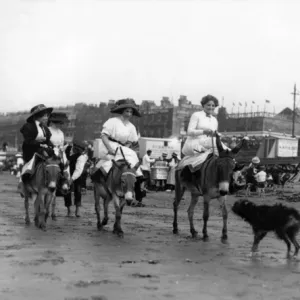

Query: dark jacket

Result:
[20,122,52,162]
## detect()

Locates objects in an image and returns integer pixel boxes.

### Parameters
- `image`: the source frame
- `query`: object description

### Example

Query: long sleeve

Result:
[20,123,41,146]
[186,112,205,137]
[72,155,88,181]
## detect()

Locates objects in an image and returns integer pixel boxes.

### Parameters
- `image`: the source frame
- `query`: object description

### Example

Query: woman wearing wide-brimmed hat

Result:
[20,104,53,163]
[19,104,54,183]
[95,98,142,177]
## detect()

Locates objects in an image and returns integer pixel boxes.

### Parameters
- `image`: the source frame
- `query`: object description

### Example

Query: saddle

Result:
[179,153,215,193]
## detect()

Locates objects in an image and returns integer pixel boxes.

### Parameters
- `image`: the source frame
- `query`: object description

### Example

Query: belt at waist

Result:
[108,137,125,146]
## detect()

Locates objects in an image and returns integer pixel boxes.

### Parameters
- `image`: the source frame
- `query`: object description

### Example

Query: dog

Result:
[232,199,300,258]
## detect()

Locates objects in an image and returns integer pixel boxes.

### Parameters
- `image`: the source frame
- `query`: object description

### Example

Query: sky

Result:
[1,0,300,114]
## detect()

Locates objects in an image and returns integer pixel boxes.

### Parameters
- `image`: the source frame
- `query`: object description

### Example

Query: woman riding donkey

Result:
[174,94,248,241]
[93,98,144,185]
[20,104,54,181]
[91,99,145,236]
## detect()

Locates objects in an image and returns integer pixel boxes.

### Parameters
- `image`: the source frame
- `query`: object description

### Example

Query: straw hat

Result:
[27,104,53,122]
[15,153,23,158]
[110,98,141,117]
[251,156,260,164]
[48,112,69,124]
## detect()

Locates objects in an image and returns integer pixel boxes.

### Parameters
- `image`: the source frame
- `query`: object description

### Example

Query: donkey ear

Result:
[231,137,248,154]
[215,131,224,153]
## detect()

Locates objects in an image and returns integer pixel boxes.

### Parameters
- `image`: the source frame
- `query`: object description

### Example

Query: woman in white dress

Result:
[95,98,142,177]
[48,112,70,177]
[182,94,221,156]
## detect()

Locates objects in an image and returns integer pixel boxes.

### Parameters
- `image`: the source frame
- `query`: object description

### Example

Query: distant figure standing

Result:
[64,141,89,217]
[141,150,155,190]
[166,152,180,192]
[2,142,8,152]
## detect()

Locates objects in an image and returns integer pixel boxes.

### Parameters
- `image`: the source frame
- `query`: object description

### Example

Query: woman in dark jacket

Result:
[20,104,53,163]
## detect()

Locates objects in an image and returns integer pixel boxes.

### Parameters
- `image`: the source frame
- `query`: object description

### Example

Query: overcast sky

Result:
[1,0,300,114]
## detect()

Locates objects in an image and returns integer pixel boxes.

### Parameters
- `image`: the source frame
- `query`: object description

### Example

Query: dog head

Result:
[232,199,254,218]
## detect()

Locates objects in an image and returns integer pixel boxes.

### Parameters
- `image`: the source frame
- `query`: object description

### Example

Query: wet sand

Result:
[1,172,300,300]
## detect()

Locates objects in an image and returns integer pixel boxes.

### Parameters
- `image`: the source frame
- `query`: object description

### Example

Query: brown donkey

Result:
[173,133,247,242]
[93,159,140,238]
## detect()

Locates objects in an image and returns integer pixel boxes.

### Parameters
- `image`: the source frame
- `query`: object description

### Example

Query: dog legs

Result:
[286,229,300,257]
[252,230,267,253]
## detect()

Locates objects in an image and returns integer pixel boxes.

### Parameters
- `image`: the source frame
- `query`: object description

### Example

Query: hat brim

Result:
[110,104,141,117]
[27,107,53,123]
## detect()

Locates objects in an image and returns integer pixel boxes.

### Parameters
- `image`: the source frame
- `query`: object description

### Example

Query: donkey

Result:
[173,133,247,242]
[93,159,140,238]
[21,154,68,230]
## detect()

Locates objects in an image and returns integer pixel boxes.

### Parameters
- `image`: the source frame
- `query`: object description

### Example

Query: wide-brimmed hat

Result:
[252,156,260,164]
[27,104,53,122]
[110,98,141,117]
[15,153,23,158]
[172,152,178,157]
[162,152,167,157]
[49,112,69,124]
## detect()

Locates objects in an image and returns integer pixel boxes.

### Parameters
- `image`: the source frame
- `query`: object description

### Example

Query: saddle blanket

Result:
[177,149,213,173]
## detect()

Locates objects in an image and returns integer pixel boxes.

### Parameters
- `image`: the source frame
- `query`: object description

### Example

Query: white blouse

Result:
[187,111,218,136]
[182,110,219,156]
[49,126,64,147]
[101,116,138,144]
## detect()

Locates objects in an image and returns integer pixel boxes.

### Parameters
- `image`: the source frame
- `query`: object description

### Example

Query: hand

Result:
[107,148,115,155]
[203,129,213,136]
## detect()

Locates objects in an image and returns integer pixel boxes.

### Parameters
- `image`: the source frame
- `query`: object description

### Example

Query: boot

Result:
[66,207,71,217]
[75,206,81,217]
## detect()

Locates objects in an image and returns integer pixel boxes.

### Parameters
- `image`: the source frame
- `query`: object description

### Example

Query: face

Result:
[122,108,133,119]
[36,113,49,125]
[203,100,216,115]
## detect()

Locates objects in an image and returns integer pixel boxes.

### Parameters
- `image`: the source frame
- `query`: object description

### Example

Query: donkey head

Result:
[112,160,140,201]
[215,133,248,195]
[44,155,62,193]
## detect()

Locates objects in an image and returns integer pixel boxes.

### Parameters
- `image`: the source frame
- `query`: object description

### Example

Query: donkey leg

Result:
[173,171,184,234]
[94,184,103,230]
[37,191,47,231]
[24,194,30,225]
[202,196,210,241]
[44,193,53,223]
[218,195,228,242]
[187,194,199,238]
[102,196,110,226]
[51,195,57,221]
[113,195,124,237]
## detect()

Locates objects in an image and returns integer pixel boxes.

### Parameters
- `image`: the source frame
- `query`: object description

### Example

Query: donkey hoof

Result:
[221,236,228,244]
[117,231,124,238]
[191,230,198,238]
[97,222,103,231]
[51,215,57,221]
[101,218,108,226]
[173,228,178,234]
[39,224,47,231]
[25,217,30,225]
[203,235,209,242]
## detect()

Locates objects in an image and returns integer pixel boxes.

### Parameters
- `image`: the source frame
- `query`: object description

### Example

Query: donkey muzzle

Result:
[48,181,56,193]
[219,181,229,196]
[124,191,134,201]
